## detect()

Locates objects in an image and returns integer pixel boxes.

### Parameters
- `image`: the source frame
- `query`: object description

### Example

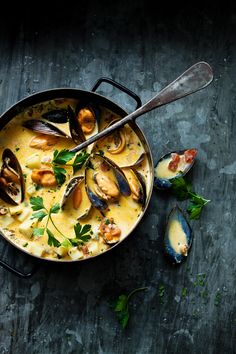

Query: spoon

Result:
[70,61,213,153]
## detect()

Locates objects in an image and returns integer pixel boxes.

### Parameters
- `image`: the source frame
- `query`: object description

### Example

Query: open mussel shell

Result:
[75,101,100,132]
[0,149,25,205]
[122,168,146,208]
[85,154,131,211]
[68,105,86,145]
[42,109,69,123]
[61,176,92,220]
[154,149,198,190]
[164,206,193,264]
[23,119,71,138]
[96,120,145,168]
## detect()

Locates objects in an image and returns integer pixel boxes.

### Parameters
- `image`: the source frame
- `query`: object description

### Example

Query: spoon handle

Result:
[70,61,213,153]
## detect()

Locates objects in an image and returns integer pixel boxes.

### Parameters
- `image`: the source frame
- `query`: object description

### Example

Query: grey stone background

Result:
[0,2,235,353]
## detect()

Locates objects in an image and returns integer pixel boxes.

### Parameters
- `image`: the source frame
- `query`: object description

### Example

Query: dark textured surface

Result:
[0,3,235,354]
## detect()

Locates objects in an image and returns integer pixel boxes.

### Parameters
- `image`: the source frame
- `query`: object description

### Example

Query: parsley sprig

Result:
[30,196,92,248]
[51,149,90,185]
[111,287,147,329]
[171,177,210,220]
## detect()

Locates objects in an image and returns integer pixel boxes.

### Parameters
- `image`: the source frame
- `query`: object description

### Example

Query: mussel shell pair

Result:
[164,206,193,264]
[0,149,25,205]
[23,102,100,146]
[154,149,197,189]
[61,154,147,215]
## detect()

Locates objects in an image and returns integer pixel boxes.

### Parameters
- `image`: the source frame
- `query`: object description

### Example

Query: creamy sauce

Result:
[0,99,151,261]
[155,156,190,179]
[168,220,187,254]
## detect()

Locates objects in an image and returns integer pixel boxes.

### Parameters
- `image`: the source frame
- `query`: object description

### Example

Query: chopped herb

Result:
[181,287,187,297]
[111,287,147,329]
[23,173,27,182]
[30,196,45,211]
[23,242,28,247]
[15,147,20,151]
[104,218,110,225]
[171,177,210,219]
[53,149,75,165]
[159,284,165,303]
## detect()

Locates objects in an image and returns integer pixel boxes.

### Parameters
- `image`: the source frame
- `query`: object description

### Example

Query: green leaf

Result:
[114,294,128,312]
[74,223,82,238]
[31,210,48,221]
[187,203,203,220]
[73,223,91,244]
[53,166,67,185]
[50,203,60,214]
[72,151,90,173]
[30,196,45,211]
[117,310,129,329]
[53,149,75,165]
[33,228,45,237]
[189,192,210,205]
[46,228,61,247]
[171,177,192,200]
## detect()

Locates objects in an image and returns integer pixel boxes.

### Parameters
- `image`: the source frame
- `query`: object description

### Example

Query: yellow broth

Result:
[0,99,151,261]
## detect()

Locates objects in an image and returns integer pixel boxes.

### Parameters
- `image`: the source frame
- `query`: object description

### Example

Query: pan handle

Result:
[0,257,39,278]
[91,77,142,110]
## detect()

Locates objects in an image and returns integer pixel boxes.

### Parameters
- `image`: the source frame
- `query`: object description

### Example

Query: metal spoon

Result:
[70,61,213,153]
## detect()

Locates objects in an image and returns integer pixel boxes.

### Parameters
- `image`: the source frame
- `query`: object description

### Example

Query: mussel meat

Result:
[75,101,100,135]
[0,149,25,205]
[154,149,197,189]
[85,154,131,211]
[23,119,71,138]
[122,168,146,208]
[42,109,69,123]
[164,206,193,264]
[61,176,92,220]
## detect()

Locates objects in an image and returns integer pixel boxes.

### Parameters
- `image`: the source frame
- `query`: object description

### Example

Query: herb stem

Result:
[127,287,148,302]
[49,214,67,239]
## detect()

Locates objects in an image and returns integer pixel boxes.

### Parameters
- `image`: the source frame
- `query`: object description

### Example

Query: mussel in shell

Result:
[164,206,193,264]
[85,154,131,211]
[23,119,71,139]
[42,109,69,123]
[75,101,100,135]
[154,149,197,189]
[0,149,25,205]
[98,217,121,245]
[61,176,92,219]
[122,168,146,208]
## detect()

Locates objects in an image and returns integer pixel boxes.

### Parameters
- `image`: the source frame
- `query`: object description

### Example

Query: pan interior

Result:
[0,92,153,262]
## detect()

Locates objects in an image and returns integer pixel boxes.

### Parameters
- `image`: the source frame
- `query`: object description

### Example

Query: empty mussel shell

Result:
[61,176,92,219]
[154,149,197,189]
[23,119,71,138]
[42,109,69,123]
[164,206,193,264]
[85,154,131,211]
[0,149,25,205]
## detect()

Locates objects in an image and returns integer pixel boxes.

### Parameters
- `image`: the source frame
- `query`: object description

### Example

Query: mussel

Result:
[122,168,146,208]
[61,176,92,219]
[42,109,69,123]
[75,101,100,135]
[96,121,145,168]
[0,149,25,205]
[85,154,131,211]
[98,217,121,245]
[154,149,197,189]
[164,206,193,264]
[23,119,71,138]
